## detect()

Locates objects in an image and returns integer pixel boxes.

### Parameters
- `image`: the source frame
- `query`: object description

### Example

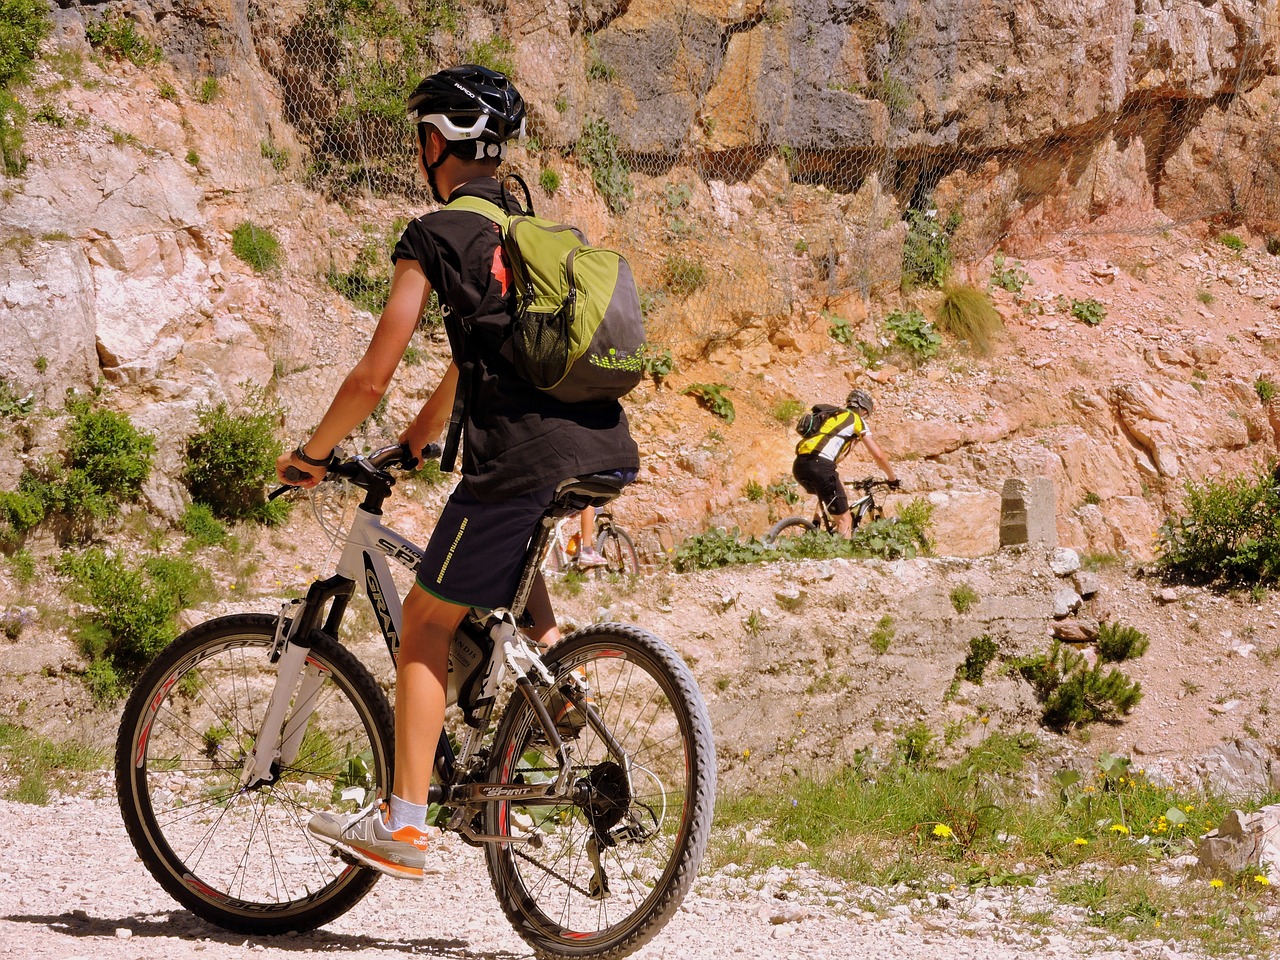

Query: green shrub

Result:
[538,168,560,194]
[989,252,1030,294]
[682,383,734,423]
[465,35,514,77]
[1096,621,1150,663]
[849,500,933,559]
[1255,377,1276,405]
[577,117,632,214]
[885,308,942,362]
[196,75,218,103]
[1012,641,1143,731]
[1217,232,1246,252]
[894,720,935,768]
[1070,298,1106,326]
[744,479,764,502]
[937,285,1003,356]
[661,254,707,297]
[231,222,282,272]
[184,386,287,523]
[0,0,50,89]
[766,479,800,505]
[1156,462,1280,585]
[950,584,980,614]
[1266,236,1280,256]
[901,206,958,290]
[85,13,163,66]
[0,489,43,547]
[8,548,35,583]
[869,615,895,655]
[956,634,998,684]
[57,548,212,701]
[66,399,155,498]
[180,501,227,547]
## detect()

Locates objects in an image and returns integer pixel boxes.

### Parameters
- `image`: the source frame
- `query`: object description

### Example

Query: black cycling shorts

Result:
[792,457,848,515]
[416,480,558,610]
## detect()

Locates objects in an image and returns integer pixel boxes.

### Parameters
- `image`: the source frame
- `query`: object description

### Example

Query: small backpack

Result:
[795,403,840,437]
[445,192,645,403]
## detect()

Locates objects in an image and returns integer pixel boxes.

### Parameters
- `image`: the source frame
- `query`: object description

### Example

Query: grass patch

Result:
[231,221,282,273]
[937,284,1003,356]
[0,723,107,804]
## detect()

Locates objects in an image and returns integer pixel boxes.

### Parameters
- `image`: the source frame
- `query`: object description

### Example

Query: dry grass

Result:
[936,284,1004,356]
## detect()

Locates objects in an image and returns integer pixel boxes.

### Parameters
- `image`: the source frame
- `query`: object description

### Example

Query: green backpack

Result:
[445,194,646,403]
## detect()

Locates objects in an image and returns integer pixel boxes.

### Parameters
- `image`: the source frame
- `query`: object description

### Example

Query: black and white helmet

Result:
[846,389,874,416]
[406,65,526,160]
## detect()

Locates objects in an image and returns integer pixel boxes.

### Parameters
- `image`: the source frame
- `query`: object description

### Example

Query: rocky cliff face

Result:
[2,0,1280,562]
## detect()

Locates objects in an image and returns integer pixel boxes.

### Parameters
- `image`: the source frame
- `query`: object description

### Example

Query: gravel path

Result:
[0,791,1181,960]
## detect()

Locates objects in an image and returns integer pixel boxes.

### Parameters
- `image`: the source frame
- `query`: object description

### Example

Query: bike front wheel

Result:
[763,516,816,545]
[594,524,639,577]
[484,624,716,959]
[115,614,393,934]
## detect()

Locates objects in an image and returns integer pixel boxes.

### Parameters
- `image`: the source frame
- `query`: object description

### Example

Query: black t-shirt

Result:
[392,177,639,501]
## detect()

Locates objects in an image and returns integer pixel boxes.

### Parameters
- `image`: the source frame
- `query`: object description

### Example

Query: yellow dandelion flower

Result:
[1073,837,1088,847]
[742,748,750,760]
[1210,879,1225,889]
[980,716,989,724]
[1254,875,1271,886]
[932,824,953,839]
[1183,805,1194,813]
[1109,824,1130,835]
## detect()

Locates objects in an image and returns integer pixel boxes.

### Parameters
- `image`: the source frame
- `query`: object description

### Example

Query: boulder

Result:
[1197,805,1280,884]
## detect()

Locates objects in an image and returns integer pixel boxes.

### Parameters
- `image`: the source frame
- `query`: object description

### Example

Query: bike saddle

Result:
[551,474,627,512]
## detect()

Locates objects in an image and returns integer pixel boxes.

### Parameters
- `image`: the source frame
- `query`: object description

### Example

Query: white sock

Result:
[386,794,428,832]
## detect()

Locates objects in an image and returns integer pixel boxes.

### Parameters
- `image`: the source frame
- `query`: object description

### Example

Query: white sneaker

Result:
[577,547,608,569]
[309,801,432,880]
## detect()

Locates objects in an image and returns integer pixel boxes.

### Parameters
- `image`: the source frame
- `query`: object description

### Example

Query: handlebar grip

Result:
[422,442,442,461]
[283,465,312,483]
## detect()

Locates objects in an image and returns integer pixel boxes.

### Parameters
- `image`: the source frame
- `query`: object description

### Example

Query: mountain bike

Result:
[763,477,895,544]
[115,443,716,960]
[543,509,640,577]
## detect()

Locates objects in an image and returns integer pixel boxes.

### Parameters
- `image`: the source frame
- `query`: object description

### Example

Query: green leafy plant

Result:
[231,221,282,273]
[683,383,734,423]
[885,308,942,362]
[638,345,675,383]
[744,479,765,502]
[196,75,219,103]
[1266,236,1280,256]
[185,149,199,166]
[260,139,290,172]
[327,220,408,314]
[989,252,1030,294]
[85,13,163,66]
[1255,377,1276,404]
[894,720,934,768]
[538,168,560,194]
[577,117,632,214]
[937,284,1003,356]
[765,479,800,505]
[1157,462,1280,585]
[179,501,227,547]
[57,548,213,701]
[1070,298,1107,326]
[183,385,288,524]
[901,206,958,290]
[950,584,980,614]
[826,311,853,344]
[0,379,33,417]
[1217,232,1246,252]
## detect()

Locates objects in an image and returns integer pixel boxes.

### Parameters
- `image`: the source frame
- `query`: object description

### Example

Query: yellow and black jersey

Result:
[795,408,866,463]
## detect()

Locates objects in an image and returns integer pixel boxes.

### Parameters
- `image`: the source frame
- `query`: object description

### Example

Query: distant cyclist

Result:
[791,389,898,537]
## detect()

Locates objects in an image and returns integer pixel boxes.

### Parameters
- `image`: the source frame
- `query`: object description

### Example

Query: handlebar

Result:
[843,478,900,492]
[270,441,443,499]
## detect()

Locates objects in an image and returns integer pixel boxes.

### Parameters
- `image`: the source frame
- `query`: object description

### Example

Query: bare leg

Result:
[832,509,853,538]
[393,584,468,805]
[524,570,561,651]
[579,506,596,545]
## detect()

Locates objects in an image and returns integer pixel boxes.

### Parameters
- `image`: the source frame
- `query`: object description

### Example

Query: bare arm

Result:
[276,258,434,486]
[399,361,459,461]
[859,431,897,483]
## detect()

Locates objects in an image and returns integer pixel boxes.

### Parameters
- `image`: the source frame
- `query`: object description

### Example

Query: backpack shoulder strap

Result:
[444,194,510,228]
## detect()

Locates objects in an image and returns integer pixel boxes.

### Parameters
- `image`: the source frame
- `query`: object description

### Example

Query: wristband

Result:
[294,443,335,468]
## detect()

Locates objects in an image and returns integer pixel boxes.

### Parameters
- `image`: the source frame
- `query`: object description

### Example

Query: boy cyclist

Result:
[275,65,638,879]
[791,388,897,537]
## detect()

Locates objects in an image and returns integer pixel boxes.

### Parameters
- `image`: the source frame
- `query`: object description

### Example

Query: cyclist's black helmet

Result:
[846,389,874,416]
[406,65,526,155]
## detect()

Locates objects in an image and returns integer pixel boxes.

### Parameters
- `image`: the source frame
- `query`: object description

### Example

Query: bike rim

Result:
[491,642,694,944]
[125,634,387,917]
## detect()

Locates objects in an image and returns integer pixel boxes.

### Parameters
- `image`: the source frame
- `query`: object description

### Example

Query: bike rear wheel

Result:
[484,624,716,959]
[763,516,817,545]
[594,524,639,577]
[115,613,393,934]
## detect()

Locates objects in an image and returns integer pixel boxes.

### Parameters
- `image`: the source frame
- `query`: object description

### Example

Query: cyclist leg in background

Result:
[576,505,608,567]
[309,480,562,878]
[793,455,852,536]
